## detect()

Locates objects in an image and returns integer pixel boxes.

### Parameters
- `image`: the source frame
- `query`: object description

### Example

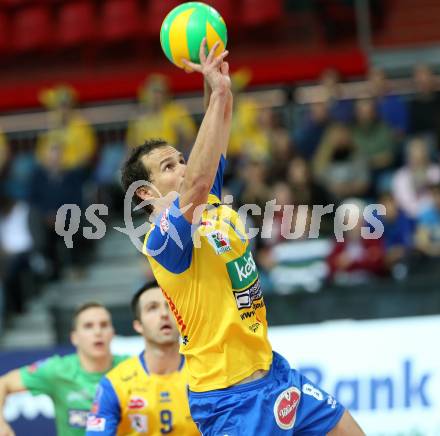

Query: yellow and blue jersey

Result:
[143,155,273,392]
[85,353,199,435]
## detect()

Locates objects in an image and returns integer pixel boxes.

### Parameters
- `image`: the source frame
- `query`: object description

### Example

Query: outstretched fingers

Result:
[206,41,220,64]
[182,58,202,73]
[199,37,207,64]
[212,50,229,68]
[220,61,229,75]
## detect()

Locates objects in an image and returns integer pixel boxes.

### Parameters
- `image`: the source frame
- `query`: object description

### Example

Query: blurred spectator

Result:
[93,129,127,215]
[262,108,293,182]
[236,158,271,232]
[287,156,329,204]
[352,98,395,194]
[262,181,294,248]
[287,156,332,235]
[229,69,270,161]
[312,123,370,202]
[36,85,97,170]
[392,137,440,219]
[328,200,386,285]
[352,98,395,169]
[409,64,440,141]
[415,181,440,258]
[126,74,196,156]
[368,67,409,136]
[0,129,8,175]
[31,142,86,280]
[379,192,414,276]
[0,190,34,315]
[319,69,353,123]
[294,101,330,160]
[263,201,332,294]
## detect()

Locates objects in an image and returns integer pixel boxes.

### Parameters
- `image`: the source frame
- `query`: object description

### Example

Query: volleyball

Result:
[160,2,228,69]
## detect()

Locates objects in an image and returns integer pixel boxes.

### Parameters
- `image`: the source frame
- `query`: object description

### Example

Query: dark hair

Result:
[71,302,109,331]
[121,139,169,214]
[131,280,160,321]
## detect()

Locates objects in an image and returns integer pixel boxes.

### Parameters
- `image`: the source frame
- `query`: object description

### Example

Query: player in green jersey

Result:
[0,302,128,436]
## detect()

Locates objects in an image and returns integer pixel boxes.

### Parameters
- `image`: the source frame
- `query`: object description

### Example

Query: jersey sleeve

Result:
[144,197,194,274]
[85,377,120,435]
[210,154,226,200]
[19,355,61,397]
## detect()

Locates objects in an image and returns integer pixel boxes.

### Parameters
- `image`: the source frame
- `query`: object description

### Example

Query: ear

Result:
[70,331,78,347]
[133,319,143,336]
[135,186,154,202]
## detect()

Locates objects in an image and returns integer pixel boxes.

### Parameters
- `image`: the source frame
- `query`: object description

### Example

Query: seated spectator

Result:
[235,157,271,234]
[409,64,440,142]
[126,74,196,156]
[262,201,332,294]
[312,123,370,202]
[264,108,292,182]
[327,200,386,285]
[0,189,34,315]
[319,68,354,123]
[294,101,330,160]
[352,98,396,194]
[31,142,86,279]
[379,192,414,276]
[392,137,440,218]
[352,98,395,171]
[229,70,271,161]
[0,129,8,177]
[368,67,409,136]
[415,181,440,258]
[36,85,97,170]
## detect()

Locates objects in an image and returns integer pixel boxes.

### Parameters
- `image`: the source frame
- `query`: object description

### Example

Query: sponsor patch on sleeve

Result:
[273,387,301,430]
[86,415,106,432]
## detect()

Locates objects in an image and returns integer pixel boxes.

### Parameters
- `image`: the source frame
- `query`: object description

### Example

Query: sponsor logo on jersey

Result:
[226,247,258,289]
[207,231,231,254]
[233,279,262,310]
[162,288,187,333]
[86,415,106,431]
[128,396,147,410]
[27,359,48,373]
[160,391,171,403]
[67,389,94,403]
[273,387,301,430]
[68,409,89,428]
[129,414,148,433]
[159,209,170,235]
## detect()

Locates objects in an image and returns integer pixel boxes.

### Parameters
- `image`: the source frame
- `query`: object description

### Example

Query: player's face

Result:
[142,146,186,200]
[71,307,114,359]
[134,287,180,346]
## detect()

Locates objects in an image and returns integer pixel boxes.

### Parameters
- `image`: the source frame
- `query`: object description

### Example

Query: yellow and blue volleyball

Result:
[160,2,227,69]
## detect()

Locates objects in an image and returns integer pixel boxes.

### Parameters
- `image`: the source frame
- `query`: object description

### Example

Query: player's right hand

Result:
[182,38,231,94]
[0,421,15,436]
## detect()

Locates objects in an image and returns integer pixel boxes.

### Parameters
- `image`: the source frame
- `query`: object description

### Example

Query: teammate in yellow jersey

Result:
[85,281,199,436]
[121,39,364,435]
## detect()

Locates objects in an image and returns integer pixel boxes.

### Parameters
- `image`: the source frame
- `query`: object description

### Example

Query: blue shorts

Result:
[189,352,344,436]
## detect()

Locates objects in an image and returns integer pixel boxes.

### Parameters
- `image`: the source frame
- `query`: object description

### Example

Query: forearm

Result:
[0,381,7,423]
[0,370,25,421]
[203,79,212,112]
[184,90,228,190]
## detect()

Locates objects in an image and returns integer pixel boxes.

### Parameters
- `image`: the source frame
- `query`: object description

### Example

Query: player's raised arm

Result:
[179,38,231,222]
[0,370,26,436]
